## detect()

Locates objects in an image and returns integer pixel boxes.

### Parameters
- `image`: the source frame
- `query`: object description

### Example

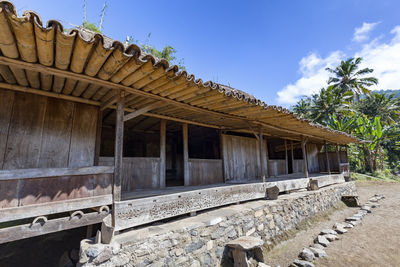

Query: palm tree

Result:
[355,92,400,125]
[292,97,311,119]
[325,57,378,101]
[307,86,352,125]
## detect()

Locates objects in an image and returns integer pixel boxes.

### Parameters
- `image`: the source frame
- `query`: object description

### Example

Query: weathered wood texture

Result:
[221,134,267,181]
[0,194,112,223]
[0,89,98,170]
[268,160,286,177]
[0,166,112,209]
[292,160,304,173]
[306,143,320,173]
[183,123,189,186]
[318,152,347,172]
[309,173,345,189]
[0,210,109,244]
[188,159,223,186]
[114,176,313,231]
[99,157,160,190]
[159,119,166,188]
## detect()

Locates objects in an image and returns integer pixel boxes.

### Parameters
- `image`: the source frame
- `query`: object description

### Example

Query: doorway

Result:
[166,122,184,187]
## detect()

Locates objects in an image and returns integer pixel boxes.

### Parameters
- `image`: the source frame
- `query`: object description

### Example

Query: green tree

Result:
[325,57,378,101]
[356,92,400,125]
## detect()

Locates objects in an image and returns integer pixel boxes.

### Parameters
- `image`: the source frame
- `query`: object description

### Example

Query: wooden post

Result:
[345,145,351,179]
[265,137,270,178]
[284,139,288,175]
[219,130,226,183]
[94,109,103,166]
[159,119,166,188]
[336,144,341,173]
[183,123,189,186]
[112,90,124,226]
[325,141,331,175]
[301,139,309,178]
[291,140,294,173]
[259,130,265,182]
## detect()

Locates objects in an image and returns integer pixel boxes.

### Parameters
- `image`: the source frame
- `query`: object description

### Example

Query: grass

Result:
[351,170,400,183]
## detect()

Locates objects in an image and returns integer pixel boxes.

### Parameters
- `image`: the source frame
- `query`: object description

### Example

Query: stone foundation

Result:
[82,182,356,266]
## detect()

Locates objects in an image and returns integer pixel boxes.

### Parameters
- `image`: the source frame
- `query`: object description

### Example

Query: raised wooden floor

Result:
[115,173,345,231]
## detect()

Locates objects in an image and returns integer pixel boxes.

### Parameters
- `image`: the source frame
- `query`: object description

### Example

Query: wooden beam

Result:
[0,211,108,244]
[0,57,354,145]
[0,195,112,223]
[284,139,288,175]
[159,119,166,188]
[0,82,100,106]
[301,139,309,178]
[183,123,189,186]
[113,90,124,226]
[100,93,118,111]
[259,130,265,182]
[123,101,163,122]
[325,141,331,175]
[0,166,114,180]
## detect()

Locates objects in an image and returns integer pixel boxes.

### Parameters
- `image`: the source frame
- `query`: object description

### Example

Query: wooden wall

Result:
[268,160,286,177]
[318,151,348,172]
[221,134,266,181]
[0,89,98,170]
[99,157,160,191]
[188,159,223,186]
[293,159,304,173]
[306,143,320,173]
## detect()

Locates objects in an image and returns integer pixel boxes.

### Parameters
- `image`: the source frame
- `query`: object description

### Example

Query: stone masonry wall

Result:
[83,182,356,267]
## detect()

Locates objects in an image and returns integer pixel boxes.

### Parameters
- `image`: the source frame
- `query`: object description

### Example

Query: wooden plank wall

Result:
[293,160,304,173]
[0,171,112,209]
[0,89,98,170]
[99,157,160,191]
[221,134,266,181]
[306,143,320,173]
[318,151,347,172]
[188,159,223,186]
[268,160,286,177]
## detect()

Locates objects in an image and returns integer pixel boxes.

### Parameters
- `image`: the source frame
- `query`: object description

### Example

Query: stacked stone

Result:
[80,183,356,266]
[289,193,384,267]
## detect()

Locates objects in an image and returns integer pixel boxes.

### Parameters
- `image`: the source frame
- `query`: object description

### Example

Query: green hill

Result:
[373,89,400,98]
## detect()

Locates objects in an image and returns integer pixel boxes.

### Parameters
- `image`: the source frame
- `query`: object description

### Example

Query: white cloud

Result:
[353,22,380,42]
[277,51,344,105]
[277,24,400,106]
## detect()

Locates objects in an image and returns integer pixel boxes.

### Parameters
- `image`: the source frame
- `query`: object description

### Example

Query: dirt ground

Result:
[264,180,400,267]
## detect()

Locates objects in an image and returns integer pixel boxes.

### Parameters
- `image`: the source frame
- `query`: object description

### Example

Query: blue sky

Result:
[12,0,400,107]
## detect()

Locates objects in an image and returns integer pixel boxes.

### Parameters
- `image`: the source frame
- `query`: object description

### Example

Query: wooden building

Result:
[0,1,357,244]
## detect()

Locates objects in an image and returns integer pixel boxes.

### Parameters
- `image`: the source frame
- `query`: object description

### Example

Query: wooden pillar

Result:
[325,141,331,175]
[259,130,265,182]
[284,139,288,175]
[291,140,294,172]
[94,110,103,166]
[112,90,124,226]
[301,139,309,178]
[265,137,270,178]
[159,119,166,188]
[336,144,341,173]
[219,130,226,183]
[183,123,189,186]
